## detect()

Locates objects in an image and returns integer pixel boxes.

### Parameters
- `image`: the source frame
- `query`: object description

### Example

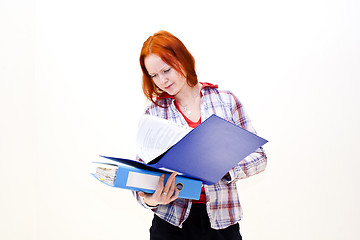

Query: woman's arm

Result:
[223,92,267,183]
[224,147,267,183]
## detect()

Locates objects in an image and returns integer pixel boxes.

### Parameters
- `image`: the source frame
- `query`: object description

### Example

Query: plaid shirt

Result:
[134,83,267,229]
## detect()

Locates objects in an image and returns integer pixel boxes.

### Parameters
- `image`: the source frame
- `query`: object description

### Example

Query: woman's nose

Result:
[159,74,168,84]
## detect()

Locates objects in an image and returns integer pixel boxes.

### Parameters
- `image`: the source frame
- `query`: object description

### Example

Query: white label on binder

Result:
[126,172,159,190]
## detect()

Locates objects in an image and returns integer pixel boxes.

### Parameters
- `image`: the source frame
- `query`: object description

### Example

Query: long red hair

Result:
[140,30,198,105]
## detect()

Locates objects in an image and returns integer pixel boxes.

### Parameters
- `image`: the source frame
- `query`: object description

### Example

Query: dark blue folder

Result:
[101,114,268,185]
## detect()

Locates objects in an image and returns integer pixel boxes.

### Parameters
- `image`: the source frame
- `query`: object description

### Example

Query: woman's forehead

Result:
[145,54,169,72]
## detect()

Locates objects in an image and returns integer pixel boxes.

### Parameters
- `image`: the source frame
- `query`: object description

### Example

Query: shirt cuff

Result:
[139,196,159,209]
[222,169,235,184]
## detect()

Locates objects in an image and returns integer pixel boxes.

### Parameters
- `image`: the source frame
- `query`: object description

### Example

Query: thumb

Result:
[138,191,145,198]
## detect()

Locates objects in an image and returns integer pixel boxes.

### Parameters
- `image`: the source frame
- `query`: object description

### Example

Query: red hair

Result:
[140,30,198,105]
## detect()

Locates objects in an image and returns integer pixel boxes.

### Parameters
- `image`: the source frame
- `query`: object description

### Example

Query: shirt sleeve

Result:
[132,190,159,210]
[223,92,267,183]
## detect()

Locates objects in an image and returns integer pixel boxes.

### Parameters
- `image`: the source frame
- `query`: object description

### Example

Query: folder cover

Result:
[100,114,268,185]
[92,162,202,200]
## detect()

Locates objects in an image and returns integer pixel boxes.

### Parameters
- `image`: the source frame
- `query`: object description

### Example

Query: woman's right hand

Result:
[138,172,179,207]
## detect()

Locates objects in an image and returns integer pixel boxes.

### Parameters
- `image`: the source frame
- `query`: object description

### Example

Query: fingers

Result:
[139,173,179,206]
[162,172,177,198]
[154,174,166,197]
[169,187,179,202]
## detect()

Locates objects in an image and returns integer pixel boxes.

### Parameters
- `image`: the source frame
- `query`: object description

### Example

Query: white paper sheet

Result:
[136,115,192,163]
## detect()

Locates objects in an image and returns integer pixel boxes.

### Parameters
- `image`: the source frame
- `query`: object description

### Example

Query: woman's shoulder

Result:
[201,82,235,94]
[144,98,172,115]
[202,84,241,104]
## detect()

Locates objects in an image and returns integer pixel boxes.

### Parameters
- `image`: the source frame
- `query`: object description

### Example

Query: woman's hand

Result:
[138,172,179,207]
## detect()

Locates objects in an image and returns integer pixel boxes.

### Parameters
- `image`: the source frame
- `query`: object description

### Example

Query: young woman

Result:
[134,30,267,240]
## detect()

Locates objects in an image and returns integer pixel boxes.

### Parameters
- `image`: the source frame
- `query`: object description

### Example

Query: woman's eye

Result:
[164,68,171,73]
[151,74,158,78]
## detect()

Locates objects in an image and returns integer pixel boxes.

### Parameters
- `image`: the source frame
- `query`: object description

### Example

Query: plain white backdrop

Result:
[1,0,359,239]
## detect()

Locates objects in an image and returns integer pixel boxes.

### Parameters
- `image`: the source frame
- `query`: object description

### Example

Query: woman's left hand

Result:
[138,172,179,207]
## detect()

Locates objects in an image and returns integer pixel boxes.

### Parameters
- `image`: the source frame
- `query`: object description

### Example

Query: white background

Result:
[1,0,359,239]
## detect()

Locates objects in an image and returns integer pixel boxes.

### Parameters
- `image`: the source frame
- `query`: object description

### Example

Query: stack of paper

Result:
[136,114,192,163]
[94,166,118,186]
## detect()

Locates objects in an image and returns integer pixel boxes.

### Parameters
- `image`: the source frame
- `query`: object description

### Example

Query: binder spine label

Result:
[126,172,159,190]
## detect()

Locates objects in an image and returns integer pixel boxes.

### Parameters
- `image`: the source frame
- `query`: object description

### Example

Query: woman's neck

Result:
[174,83,201,105]
[174,83,202,122]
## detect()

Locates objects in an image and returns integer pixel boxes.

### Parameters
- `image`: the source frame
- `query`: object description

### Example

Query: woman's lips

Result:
[164,83,174,89]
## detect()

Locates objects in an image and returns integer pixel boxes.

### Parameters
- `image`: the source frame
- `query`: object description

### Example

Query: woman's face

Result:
[144,54,187,97]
